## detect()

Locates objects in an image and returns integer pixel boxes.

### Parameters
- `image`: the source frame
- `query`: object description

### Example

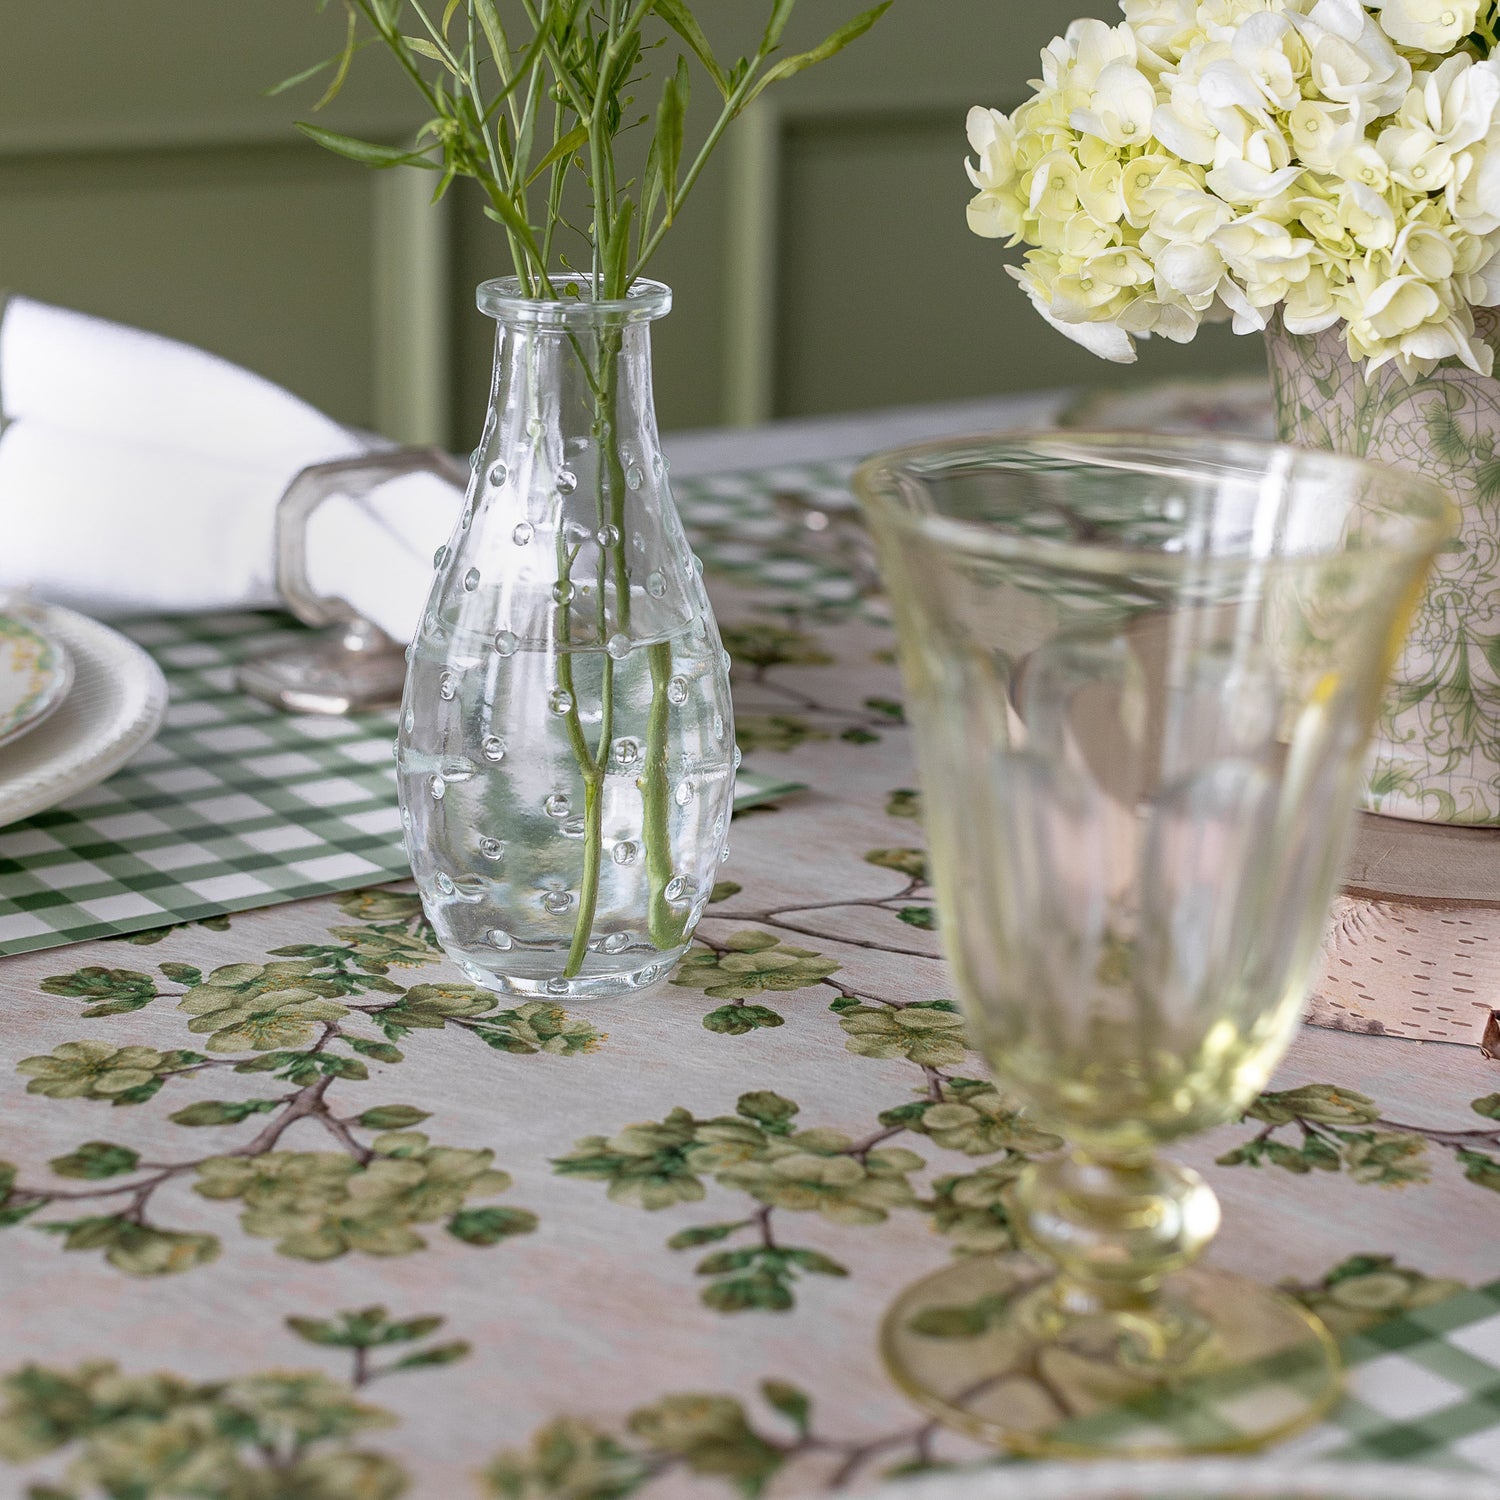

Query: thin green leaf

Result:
[314,5,361,111]
[641,137,665,243]
[655,61,687,223]
[742,1,891,109]
[527,124,589,186]
[442,0,463,34]
[605,198,635,298]
[296,123,438,169]
[472,0,509,65]
[651,0,728,94]
[265,53,341,99]
[404,35,457,70]
[761,0,799,52]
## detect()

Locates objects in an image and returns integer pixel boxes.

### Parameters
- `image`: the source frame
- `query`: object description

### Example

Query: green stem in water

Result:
[642,639,682,949]
[564,772,606,977]
[564,327,627,977]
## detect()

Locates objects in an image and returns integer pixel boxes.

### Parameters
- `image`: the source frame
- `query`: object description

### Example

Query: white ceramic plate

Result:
[0,602,168,828]
[0,611,73,749]
[842,1460,1496,1500]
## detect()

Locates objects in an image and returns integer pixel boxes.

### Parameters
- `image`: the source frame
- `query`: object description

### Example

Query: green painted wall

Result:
[0,2,1265,444]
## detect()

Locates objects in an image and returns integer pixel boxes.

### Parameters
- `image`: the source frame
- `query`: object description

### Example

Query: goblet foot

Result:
[879,1253,1341,1458]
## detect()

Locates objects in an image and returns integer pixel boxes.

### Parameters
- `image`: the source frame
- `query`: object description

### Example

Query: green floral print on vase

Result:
[1268,311,1500,825]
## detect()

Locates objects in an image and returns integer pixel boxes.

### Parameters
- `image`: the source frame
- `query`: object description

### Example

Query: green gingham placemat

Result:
[0,611,408,955]
[0,620,802,961]
[1044,1280,1500,1468]
[675,460,875,616]
[0,462,863,957]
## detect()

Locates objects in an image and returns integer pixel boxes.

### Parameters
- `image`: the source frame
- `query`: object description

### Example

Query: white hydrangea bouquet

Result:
[965,0,1500,379]
[966,0,1500,828]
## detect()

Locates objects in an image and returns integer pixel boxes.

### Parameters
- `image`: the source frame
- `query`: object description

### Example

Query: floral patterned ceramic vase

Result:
[1267,314,1500,826]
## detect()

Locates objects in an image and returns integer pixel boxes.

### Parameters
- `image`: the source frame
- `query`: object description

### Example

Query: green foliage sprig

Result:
[284,0,891,298]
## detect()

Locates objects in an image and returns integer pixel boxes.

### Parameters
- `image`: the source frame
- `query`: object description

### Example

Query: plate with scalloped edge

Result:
[0,601,167,828]
[0,610,73,749]
[831,1460,1497,1500]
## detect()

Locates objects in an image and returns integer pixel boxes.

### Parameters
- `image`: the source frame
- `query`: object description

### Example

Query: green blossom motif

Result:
[372,982,498,1038]
[39,1217,220,1276]
[468,1001,604,1056]
[335,889,427,924]
[716,1131,923,1225]
[900,1080,1061,1156]
[717,623,833,672]
[324,924,437,972]
[484,1382,860,1498]
[0,1363,402,1498]
[673,933,840,1002]
[885,787,922,820]
[485,1416,648,1500]
[836,1003,970,1069]
[863,848,928,882]
[924,1160,1027,1254]
[625,1395,782,1492]
[554,1109,713,1210]
[1223,1083,1434,1187]
[1341,1131,1430,1187]
[177,961,350,1052]
[39,967,159,1018]
[1247,1084,1381,1127]
[18,1042,201,1104]
[1285,1255,1468,1340]
[195,1133,531,1261]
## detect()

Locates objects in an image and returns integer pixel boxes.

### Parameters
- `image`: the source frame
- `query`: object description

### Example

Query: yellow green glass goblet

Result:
[854,431,1451,1458]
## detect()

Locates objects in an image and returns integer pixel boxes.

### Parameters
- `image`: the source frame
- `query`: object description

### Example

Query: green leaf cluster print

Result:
[285,1304,472,1383]
[1219,1083,1500,1193]
[674,932,840,1034]
[0,1365,403,1498]
[555,1090,932,1314]
[835,1000,969,1069]
[1,888,600,1274]
[195,1131,532,1260]
[486,1385,799,1499]
[483,1374,956,1496]
[39,967,160,1017]
[1282,1255,1468,1340]
[18,1043,203,1105]
[0,1303,468,1497]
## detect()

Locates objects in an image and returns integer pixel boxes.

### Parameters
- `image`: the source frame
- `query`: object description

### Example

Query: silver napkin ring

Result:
[236,447,468,715]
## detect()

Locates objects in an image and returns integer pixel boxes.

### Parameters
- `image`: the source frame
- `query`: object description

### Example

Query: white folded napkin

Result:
[0,295,463,642]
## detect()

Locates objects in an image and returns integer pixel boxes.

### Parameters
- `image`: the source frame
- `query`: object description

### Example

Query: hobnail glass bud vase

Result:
[396,277,736,998]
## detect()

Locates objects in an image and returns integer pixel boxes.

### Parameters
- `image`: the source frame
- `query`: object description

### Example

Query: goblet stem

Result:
[1014,1153,1222,1317]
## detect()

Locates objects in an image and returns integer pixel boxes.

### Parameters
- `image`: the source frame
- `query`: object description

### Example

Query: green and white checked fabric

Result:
[675,461,875,615]
[1313,1283,1500,1470]
[0,611,409,955]
[0,463,855,956]
[0,618,802,959]
[1046,1281,1500,1471]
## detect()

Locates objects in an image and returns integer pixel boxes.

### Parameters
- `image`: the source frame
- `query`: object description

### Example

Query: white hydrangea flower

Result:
[1293,0,1410,122]
[1367,0,1479,53]
[964,0,1500,376]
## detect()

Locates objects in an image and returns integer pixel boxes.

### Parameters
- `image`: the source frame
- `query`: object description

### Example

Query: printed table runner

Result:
[1,560,1498,1496]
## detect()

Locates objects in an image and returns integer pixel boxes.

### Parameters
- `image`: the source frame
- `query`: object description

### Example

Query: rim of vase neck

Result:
[476,275,672,327]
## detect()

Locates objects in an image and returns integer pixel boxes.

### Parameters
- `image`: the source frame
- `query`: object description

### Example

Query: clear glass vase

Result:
[396,277,736,998]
